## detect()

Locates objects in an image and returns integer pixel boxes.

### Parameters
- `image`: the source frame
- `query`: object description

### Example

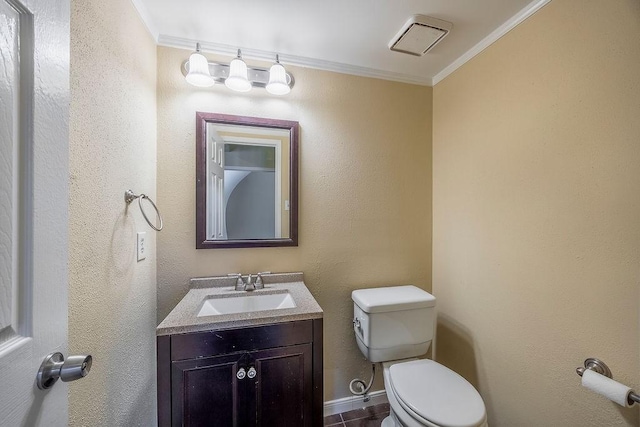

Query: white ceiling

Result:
[132,0,549,86]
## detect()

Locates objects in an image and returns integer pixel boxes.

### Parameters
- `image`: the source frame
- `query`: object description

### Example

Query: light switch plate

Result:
[137,232,146,261]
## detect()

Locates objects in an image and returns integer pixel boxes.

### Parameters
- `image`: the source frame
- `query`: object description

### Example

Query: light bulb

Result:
[266,56,290,95]
[225,50,251,92]
[185,43,214,87]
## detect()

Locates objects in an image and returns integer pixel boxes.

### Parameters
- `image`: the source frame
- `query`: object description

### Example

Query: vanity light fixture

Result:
[185,43,215,87]
[182,44,295,95]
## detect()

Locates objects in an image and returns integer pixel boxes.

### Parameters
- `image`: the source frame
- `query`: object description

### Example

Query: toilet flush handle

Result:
[353,317,361,330]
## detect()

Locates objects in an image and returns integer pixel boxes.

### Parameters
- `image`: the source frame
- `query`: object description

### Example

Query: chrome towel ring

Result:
[124,190,163,231]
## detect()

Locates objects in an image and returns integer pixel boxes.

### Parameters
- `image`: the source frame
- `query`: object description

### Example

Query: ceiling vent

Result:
[389,15,453,56]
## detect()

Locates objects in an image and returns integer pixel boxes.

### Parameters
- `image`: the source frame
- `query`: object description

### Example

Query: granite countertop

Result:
[156,272,323,336]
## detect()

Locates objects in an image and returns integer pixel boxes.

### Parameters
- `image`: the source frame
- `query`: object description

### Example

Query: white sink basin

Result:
[197,291,296,317]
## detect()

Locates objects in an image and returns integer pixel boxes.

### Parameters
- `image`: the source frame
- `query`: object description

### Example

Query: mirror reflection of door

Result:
[224,140,279,239]
[206,124,290,240]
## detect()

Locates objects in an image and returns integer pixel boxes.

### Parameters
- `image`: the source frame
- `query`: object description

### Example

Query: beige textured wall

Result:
[69,0,157,424]
[433,0,640,425]
[157,46,432,400]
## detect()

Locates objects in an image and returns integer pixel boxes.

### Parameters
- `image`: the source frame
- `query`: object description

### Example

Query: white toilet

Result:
[352,285,488,427]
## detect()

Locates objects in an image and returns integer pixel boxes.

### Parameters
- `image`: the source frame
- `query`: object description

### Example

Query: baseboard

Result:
[323,390,388,417]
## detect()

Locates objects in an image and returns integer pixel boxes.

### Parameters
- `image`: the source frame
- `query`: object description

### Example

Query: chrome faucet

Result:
[245,274,256,291]
[228,272,271,291]
[254,271,270,289]
[228,273,248,291]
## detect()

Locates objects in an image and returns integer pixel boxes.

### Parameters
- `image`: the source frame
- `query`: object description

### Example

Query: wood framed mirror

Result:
[196,112,299,249]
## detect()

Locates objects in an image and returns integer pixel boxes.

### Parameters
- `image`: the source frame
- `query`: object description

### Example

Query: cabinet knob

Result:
[237,368,246,380]
[247,367,256,379]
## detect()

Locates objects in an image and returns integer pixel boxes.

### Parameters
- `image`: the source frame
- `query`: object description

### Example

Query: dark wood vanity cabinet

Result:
[158,319,323,427]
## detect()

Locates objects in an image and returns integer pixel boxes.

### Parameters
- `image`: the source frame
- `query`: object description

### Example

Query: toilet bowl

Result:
[351,285,488,427]
[382,360,487,427]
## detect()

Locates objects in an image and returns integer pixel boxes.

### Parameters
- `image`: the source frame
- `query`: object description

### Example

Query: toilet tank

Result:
[352,285,436,363]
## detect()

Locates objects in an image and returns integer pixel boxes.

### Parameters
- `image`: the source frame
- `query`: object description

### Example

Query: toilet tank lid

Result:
[352,285,435,313]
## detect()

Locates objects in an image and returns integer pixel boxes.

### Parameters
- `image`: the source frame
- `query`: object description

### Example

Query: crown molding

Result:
[129,0,159,41]
[158,35,434,87]
[431,0,551,85]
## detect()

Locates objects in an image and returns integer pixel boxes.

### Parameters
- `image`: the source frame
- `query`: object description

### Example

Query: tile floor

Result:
[324,403,390,427]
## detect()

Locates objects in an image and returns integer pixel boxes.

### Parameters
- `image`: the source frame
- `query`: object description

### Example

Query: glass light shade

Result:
[266,63,290,95]
[225,58,251,92]
[186,51,214,87]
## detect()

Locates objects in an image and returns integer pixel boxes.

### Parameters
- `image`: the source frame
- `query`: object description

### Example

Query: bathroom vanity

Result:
[156,273,323,427]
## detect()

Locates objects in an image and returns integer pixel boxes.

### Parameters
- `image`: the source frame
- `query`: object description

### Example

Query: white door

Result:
[0,0,70,425]
[207,127,226,239]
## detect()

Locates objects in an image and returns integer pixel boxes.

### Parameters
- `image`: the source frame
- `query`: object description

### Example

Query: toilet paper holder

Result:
[576,358,640,405]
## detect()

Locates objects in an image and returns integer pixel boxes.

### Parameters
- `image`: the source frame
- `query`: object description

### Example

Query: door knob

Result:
[36,352,92,390]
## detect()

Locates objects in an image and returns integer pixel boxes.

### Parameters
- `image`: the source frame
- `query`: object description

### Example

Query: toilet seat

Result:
[388,360,486,427]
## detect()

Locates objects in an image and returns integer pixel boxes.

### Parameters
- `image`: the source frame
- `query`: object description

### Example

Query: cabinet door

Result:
[250,344,313,427]
[172,352,250,427]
